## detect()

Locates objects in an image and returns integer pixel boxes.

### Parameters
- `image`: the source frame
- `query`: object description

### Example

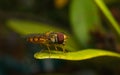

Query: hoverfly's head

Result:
[55,32,68,44]
[47,32,68,44]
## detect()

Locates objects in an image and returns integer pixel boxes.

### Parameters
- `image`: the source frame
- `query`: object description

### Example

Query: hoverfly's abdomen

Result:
[27,37,39,43]
[26,34,48,44]
[33,37,39,41]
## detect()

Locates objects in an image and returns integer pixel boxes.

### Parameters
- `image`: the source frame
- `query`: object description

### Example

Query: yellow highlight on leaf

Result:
[34,49,120,61]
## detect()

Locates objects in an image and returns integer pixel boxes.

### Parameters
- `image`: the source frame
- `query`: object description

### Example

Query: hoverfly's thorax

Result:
[48,32,57,44]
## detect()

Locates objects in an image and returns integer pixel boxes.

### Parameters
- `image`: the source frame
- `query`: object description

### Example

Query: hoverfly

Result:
[26,31,68,53]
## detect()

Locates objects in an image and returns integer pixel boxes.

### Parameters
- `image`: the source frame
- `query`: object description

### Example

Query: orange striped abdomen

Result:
[27,37,48,44]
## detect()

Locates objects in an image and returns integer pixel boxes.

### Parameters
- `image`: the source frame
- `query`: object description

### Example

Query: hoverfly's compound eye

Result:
[57,32,64,44]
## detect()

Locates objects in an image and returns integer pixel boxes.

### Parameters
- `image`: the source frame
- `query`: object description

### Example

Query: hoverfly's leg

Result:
[46,44,50,52]
[39,49,45,53]
[61,44,66,55]
[39,44,42,47]
[38,44,43,52]
[46,44,51,57]
[54,44,58,51]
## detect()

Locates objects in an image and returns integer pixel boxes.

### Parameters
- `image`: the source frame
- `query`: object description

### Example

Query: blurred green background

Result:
[0,0,120,75]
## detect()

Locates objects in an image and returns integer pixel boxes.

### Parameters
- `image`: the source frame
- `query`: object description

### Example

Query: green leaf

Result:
[95,0,120,36]
[7,19,66,35]
[70,0,101,47]
[34,49,120,60]
[6,19,80,51]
